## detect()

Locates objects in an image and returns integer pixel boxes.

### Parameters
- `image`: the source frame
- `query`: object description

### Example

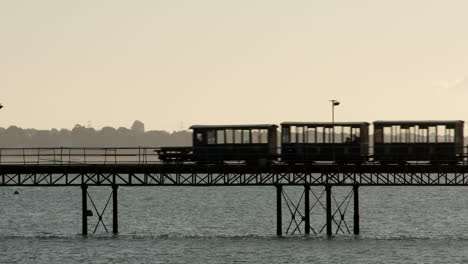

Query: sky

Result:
[2,0,468,131]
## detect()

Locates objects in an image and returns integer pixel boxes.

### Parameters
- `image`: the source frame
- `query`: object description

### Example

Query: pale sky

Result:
[2,0,468,131]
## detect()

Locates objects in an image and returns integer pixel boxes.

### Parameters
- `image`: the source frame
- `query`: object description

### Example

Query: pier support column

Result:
[304,185,310,234]
[81,185,88,236]
[112,185,118,234]
[353,185,360,235]
[326,185,332,236]
[276,185,282,236]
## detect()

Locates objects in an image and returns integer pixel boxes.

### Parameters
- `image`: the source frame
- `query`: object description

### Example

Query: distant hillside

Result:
[1,121,467,148]
[0,120,192,148]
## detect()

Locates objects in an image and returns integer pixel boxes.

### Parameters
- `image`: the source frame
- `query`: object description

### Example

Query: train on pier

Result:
[156,120,465,165]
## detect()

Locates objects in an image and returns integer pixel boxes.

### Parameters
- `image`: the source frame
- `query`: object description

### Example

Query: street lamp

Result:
[330,99,340,126]
[330,99,340,163]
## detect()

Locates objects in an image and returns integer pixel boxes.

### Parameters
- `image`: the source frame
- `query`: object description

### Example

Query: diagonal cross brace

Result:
[87,190,113,234]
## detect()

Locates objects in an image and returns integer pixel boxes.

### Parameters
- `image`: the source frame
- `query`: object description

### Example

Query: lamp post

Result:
[330,99,340,138]
[330,100,340,124]
[330,99,340,163]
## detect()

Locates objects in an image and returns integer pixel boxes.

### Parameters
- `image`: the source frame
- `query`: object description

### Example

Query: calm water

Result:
[2,185,468,263]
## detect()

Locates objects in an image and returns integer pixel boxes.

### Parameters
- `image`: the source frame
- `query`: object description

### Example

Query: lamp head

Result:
[330,99,340,106]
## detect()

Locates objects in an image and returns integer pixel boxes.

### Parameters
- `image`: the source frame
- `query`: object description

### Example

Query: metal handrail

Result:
[0,147,162,165]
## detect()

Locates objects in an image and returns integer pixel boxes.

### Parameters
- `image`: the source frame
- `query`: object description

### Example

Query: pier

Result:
[2,147,468,236]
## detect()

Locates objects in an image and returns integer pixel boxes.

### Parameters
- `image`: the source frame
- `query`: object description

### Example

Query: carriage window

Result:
[216,130,225,144]
[343,127,351,143]
[428,126,437,143]
[419,128,428,143]
[242,130,250,144]
[226,129,233,144]
[316,127,324,143]
[400,128,408,143]
[251,129,259,144]
[304,127,308,143]
[207,130,216,144]
[392,126,400,143]
[196,133,203,144]
[374,127,383,144]
[334,126,342,143]
[437,125,445,143]
[409,126,416,143]
[282,127,290,143]
[384,127,392,143]
[260,129,268,143]
[324,127,333,143]
[351,127,361,143]
[297,126,304,143]
[447,128,455,143]
[234,130,242,144]
[414,126,419,143]
[290,126,297,143]
[307,127,316,143]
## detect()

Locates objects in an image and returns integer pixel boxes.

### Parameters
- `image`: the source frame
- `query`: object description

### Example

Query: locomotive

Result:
[156,120,465,165]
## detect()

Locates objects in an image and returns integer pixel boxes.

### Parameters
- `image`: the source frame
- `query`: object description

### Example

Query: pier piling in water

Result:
[326,185,332,236]
[304,185,310,234]
[81,185,88,235]
[112,185,118,234]
[353,185,359,235]
[276,185,282,236]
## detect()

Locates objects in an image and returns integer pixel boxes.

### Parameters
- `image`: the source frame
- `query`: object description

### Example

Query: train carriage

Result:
[190,124,278,165]
[373,120,464,164]
[158,124,278,164]
[281,122,369,164]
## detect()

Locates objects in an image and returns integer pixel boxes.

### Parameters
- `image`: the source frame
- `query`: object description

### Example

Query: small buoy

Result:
[13,191,19,195]
[86,209,93,217]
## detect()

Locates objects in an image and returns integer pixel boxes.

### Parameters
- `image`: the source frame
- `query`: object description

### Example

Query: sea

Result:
[2,185,468,263]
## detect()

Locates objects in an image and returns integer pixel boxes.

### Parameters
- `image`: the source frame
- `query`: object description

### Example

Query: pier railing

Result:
[0,147,161,165]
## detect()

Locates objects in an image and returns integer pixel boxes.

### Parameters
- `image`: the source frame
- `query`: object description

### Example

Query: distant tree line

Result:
[0,120,192,148]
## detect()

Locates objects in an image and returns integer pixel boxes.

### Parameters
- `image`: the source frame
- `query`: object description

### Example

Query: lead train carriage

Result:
[157,124,278,165]
[157,120,465,165]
